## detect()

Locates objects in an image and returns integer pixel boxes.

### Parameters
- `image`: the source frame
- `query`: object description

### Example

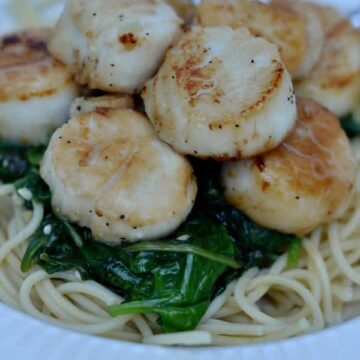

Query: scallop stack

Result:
[2,0,358,243]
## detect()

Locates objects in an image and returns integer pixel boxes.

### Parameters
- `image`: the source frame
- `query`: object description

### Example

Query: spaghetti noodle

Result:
[1,141,360,346]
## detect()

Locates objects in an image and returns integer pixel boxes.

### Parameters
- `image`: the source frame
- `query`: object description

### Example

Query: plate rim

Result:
[1,300,360,356]
[0,0,359,359]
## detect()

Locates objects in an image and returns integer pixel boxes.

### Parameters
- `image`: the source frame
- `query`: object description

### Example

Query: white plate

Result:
[0,0,360,359]
[2,301,360,360]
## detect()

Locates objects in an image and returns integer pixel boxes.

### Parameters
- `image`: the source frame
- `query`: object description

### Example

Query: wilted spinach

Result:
[195,160,301,269]
[0,141,49,204]
[202,178,300,269]
[0,140,301,333]
[22,214,237,332]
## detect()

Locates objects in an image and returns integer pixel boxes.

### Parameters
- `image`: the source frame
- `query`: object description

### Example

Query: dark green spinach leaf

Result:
[109,217,237,332]
[12,144,301,333]
[0,141,49,204]
[196,160,301,270]
[341,113,360,138]
[15,168,51,204]
[22,213,237,332]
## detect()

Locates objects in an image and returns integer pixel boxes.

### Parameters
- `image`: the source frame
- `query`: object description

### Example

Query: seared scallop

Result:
[305,2,342,33]
[272,0,324,79]
[48,0,183,94]
[196,0,308,77]
[40,106,197,244]
[70,94,134,117]
[222,98,356,235]
[296,20,360,117]
[0,29,78,145]
[142,26,296,160]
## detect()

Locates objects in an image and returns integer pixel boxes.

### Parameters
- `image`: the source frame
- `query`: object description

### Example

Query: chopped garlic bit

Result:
[43,224,52,235]
[17,187,33,201]
[177,234,190,241]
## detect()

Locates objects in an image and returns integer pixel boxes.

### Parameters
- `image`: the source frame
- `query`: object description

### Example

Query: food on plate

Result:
[296,20,360,117]
[271,0,324,78]
[197,0,318,78]
[222,97,356,235]
[142,26,296,159]
[305,1,343,33]
[1,0,360,348]
[0,29,78,145]
[40,105,197,243]
[48,0,183,94]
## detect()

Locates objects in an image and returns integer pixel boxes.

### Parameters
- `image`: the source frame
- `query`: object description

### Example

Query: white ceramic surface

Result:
[0,0,360,359]
[2,301,360,360]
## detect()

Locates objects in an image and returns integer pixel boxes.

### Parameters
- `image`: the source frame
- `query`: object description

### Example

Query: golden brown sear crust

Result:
[171,31,223,106]
[0,29,73,102]
[314,21,359,89]
[41,107,197,243]
[172,38,285,115]
[142,26,296,159]
[271,0,325,78]
[295,20,360,116]
[263,98,354,197]
[51,109,155,198]
[0,29,50,68]
[0,29,79,145]
[196,0,307,76]
[48,0,183,94]
[306,2,343,33]
[222,97,356,235]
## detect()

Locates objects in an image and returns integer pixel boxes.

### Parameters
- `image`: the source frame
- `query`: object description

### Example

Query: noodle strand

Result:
[2,142,360,345]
